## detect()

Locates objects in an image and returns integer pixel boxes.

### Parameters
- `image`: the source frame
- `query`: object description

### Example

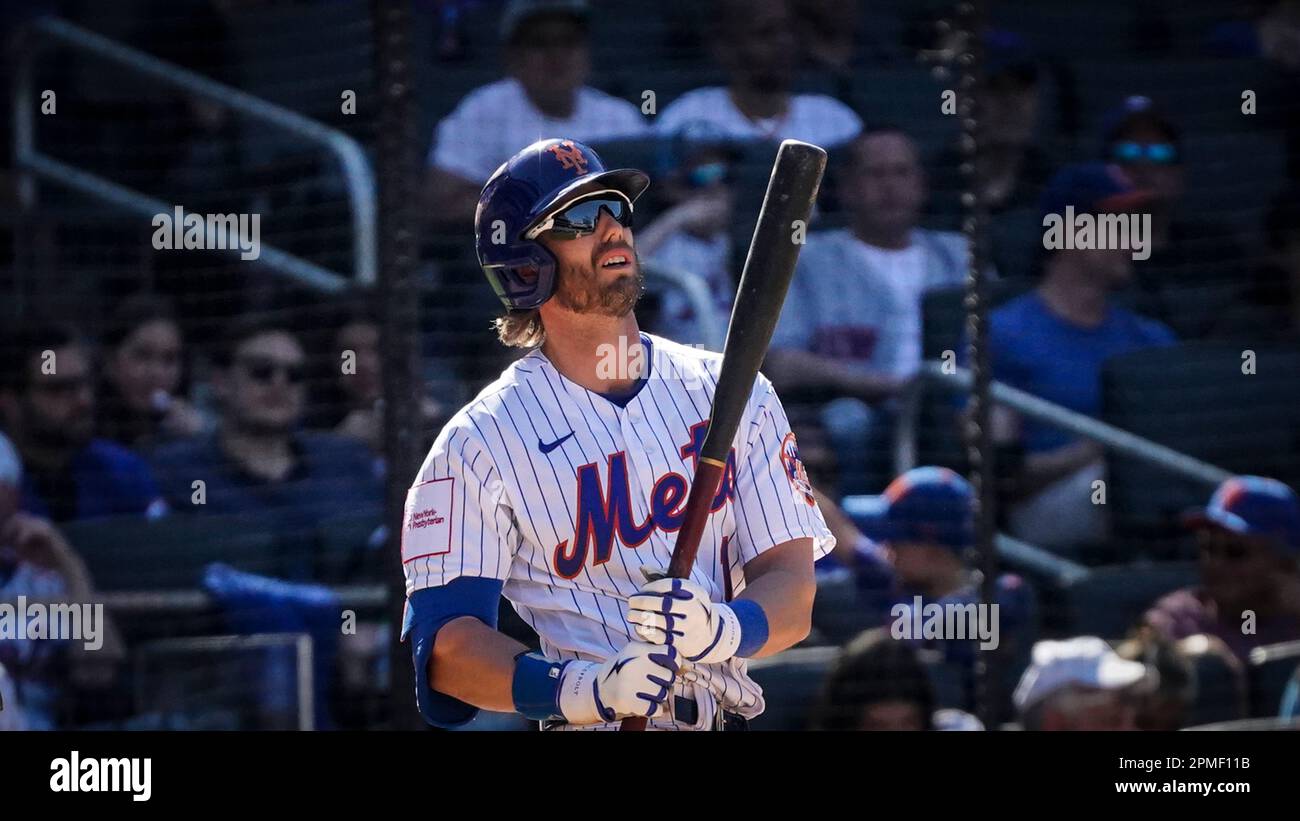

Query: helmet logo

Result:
[548,140,590,175]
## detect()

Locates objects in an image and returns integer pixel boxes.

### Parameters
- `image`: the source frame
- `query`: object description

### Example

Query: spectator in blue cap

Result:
[983,162,1176,556]
[1143,475,1300,663]
[819,467,1034,684]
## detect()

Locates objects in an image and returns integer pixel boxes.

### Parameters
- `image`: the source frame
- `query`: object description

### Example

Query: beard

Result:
[553,246,645,317]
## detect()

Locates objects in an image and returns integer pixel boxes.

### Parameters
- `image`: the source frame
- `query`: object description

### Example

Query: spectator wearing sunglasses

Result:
[425,0,646,228]
[1143,475,1300,663]
[1100,96,1246,339]
[0,323,166,524]
[149,318,381,528]
[637,139,739,345]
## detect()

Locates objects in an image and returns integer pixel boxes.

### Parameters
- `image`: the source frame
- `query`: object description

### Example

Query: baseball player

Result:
[400,138,834,730]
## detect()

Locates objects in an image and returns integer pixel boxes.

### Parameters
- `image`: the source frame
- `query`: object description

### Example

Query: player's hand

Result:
[627,574,741,664]
[556,641,680,724]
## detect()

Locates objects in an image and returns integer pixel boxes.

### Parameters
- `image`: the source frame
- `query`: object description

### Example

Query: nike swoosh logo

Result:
[538,432,574,454]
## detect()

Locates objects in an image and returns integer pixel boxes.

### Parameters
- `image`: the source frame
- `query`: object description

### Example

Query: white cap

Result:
[1013,636,1149,712]
[0,431,20,488]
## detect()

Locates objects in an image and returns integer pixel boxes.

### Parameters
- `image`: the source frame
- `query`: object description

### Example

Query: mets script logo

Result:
[780,432,816,507]
[407,507,446,530]
[553,421,736,579]
[548,140,590,175]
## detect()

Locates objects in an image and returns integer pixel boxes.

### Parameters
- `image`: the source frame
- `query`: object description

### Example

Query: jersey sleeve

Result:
[402,422,520,595]
[400,422,520,729]
[730,377,835,566]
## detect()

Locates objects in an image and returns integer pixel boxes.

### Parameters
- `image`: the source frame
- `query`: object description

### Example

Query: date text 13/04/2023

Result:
[1119,758,1252,772]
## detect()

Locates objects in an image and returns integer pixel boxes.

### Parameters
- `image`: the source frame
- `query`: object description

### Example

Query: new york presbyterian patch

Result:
[779,432,816,507]
[401,477,454,563]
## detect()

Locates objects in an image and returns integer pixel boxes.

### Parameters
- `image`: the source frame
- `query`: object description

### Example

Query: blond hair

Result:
[494,309,546,349]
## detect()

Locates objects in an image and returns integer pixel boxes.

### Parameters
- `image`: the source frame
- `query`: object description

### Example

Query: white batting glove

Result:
[557,641,681,725]
[627,575,742,664]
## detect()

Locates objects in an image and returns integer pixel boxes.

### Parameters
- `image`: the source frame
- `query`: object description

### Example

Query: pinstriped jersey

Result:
[401,334,834,720]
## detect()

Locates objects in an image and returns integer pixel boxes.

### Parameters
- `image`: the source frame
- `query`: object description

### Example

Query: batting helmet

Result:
[474,138,650,310]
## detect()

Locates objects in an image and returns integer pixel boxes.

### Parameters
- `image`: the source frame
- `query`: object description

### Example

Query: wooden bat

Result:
[621,139,827,731]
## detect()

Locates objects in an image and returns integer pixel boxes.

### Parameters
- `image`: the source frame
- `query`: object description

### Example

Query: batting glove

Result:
[557,641,680,725]
[627,575,742,664]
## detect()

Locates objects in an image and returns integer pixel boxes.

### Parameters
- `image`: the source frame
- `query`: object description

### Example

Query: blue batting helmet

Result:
[474,138,650,310]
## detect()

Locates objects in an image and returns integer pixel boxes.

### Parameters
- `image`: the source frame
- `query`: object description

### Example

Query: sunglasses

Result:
[526,191,633,240]
[238,357,306,385]
[687,162,730,189]
[1110,141,1179,165]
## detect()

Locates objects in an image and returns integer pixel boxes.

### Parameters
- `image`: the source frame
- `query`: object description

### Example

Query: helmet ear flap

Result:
[481,243,558,310]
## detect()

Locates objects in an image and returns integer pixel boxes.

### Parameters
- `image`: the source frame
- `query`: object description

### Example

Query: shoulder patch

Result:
[402,477,455,563]
[779,432,816,507]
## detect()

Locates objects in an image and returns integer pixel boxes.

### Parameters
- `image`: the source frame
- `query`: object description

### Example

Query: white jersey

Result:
[401,334,833,724]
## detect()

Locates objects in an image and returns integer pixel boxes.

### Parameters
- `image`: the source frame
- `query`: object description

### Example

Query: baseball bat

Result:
[621,139,827,731]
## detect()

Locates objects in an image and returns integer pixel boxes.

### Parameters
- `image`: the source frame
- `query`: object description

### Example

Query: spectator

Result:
[1143,476,1300,663]
[810,628,936,730]
[768,128,974,492]
[149,318,381,525]
[98,293,209,450]
[426,0,646,227]
[0,323,166,523]
[818,468,1034,681]
[932,30,1055,279]
[986,163,1175,554]
[638,135,739,345]
[1214,188,1300,341]
[1013,636,1150,730]
[0,432,126,729]
[1100,96,1247,339]
[655,0,862,147]
[810,626,985,730]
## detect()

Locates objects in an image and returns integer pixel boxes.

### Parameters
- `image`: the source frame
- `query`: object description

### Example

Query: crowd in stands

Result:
[0,0,1298,729]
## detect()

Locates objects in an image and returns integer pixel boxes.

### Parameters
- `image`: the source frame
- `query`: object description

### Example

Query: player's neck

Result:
[539,311,645,397]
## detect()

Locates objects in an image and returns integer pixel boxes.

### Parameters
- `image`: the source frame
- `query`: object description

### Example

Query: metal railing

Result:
[894,361,1233,487]
[643,261,727,351]
[11,16,376,293]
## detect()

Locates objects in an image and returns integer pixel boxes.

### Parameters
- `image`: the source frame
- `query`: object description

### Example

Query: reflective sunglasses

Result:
[526,190,633,240]
[687,161,729,189]
[238,357,307,385]
[1110,141,1179,165]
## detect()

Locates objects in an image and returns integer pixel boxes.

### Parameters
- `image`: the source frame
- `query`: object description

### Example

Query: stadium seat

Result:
[1060,562,1198,638]
[62,514,284,590]
[1102,343,1300,550]
[811,571,885,647]
[746,645,840,731]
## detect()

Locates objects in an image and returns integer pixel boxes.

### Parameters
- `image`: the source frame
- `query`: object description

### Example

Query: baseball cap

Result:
[0,431,21,488]
[1013,636,1150,712]
[1183,475,1300,557]
[500,0,590,44]
[843,466,974,553]
[1038,161,1156,223]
